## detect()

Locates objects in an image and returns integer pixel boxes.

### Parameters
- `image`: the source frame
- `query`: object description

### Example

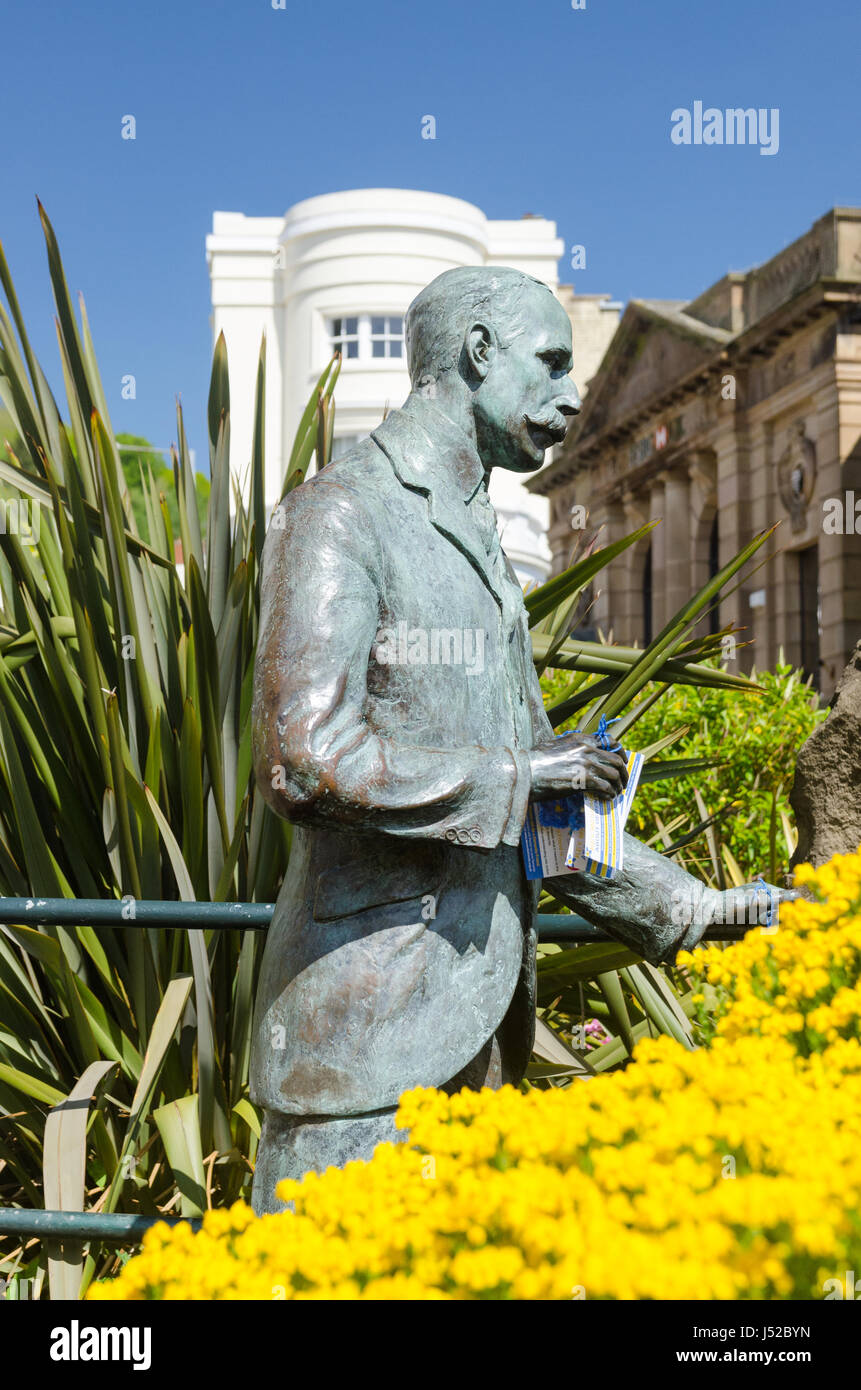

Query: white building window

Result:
[327,313,404,362]
[329,316,360,359]
[370,315,404,359]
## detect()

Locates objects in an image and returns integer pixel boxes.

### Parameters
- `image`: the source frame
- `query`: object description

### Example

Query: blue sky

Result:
[2,0,857,464]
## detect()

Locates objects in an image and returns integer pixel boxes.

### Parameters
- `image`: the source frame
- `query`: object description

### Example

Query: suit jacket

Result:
[249,393,554,1116]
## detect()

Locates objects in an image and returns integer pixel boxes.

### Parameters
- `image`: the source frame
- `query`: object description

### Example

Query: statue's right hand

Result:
[528,731,629,802]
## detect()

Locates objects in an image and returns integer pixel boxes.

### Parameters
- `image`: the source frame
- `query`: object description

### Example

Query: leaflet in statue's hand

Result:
[521,748,644,881]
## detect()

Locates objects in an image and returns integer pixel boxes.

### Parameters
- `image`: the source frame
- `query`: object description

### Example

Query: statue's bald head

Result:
[403,264,579,475]
[405,266,556,389]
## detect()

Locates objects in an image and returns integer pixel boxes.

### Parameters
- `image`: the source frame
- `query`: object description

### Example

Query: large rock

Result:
[790,639,861,869]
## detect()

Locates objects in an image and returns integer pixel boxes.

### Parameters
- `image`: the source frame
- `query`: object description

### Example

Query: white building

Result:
[206,188,619,584]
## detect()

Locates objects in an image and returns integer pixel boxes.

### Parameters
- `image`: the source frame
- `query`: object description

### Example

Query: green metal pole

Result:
[0,899,751,1251]
[0,899,751,943]
[534,915,750,942]
[0,1209,201,1242]
[0,898,274,930]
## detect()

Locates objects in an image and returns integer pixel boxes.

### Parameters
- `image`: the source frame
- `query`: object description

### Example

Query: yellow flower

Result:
[90,846,861,1302]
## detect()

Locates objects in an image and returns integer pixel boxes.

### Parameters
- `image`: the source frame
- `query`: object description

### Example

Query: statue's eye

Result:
[539,350,567,372]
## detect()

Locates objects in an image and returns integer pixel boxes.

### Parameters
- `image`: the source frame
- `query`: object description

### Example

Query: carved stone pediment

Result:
[573,302,728,446]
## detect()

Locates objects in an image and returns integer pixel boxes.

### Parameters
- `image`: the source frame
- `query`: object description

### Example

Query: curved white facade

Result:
[206,189,615,585]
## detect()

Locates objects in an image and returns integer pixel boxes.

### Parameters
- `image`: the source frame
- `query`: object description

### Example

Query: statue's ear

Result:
[464,322,496,381]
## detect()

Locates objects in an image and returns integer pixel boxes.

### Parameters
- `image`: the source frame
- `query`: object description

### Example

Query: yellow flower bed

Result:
[91,852,861,1301]
[679,849,861,1057]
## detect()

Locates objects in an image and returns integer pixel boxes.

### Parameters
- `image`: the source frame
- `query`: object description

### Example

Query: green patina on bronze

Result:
[248,267,792,1212]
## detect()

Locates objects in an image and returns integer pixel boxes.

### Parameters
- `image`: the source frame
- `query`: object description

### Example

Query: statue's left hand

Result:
[677,880,800,954]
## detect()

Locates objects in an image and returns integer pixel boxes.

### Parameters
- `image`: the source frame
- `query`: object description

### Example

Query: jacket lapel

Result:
[371,399,505,610]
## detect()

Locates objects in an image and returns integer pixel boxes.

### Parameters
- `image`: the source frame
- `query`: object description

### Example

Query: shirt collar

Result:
[396,394,488,504]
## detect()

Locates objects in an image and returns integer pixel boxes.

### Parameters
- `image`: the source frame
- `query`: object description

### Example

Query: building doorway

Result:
[642,543,653,646]
[796,545,821,689]
[708,514,720,636]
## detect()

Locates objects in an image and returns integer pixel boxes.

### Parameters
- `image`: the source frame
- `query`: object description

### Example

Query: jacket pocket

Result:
[312,841,445,923]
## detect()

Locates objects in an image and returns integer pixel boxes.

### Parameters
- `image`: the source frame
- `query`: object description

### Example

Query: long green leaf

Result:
[525,522,656,627]
[153,1094,207,1218]
[43,1060,116,1300]
[104,974,193,1215]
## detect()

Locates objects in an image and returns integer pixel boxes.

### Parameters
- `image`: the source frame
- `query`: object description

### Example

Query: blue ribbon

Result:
[754,875,776,928]
[596,714,622,751]
[536,717,624,830]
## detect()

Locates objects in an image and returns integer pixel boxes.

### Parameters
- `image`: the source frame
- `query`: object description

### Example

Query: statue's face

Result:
[472,288,581,473]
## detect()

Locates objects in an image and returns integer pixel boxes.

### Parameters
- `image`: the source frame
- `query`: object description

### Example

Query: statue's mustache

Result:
[523,409,568,444]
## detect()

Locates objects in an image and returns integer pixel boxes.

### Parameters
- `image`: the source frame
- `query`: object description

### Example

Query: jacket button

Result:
[469,828,482,842]
[457,829,471,844]
[445,828,458,841]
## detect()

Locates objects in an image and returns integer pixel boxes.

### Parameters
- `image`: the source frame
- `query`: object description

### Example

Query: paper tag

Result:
[521,748,644,882]
[566,749,644,878]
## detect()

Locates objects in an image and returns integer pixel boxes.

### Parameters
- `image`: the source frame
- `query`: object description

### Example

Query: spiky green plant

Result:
[518,517,778,1083]
[0,205,339,1295]
[0,207,777,1296]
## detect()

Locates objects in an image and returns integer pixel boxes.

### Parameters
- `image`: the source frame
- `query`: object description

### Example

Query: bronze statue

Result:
[249,267,787,1212]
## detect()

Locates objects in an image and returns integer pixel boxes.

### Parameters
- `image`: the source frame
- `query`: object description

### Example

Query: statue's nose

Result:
[557,378,581,419]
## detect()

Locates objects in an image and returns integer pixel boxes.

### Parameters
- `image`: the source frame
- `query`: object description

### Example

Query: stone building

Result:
[529,208,861,699]
[206,188,619,585]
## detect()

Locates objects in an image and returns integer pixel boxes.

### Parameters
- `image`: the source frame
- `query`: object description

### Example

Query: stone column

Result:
[713,418,753,669]
[745,418,774,673]
[659,467,692,622]
[546,472,589,577]
[827,331,861,696]
[588,497,627,636]
[620,492,651,646]
[546,489,574,576]
[688,450,718,592]
[687,450,718,644]
[648,478,667,634]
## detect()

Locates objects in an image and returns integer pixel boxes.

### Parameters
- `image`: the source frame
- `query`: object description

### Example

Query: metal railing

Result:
[0,897,750,1250]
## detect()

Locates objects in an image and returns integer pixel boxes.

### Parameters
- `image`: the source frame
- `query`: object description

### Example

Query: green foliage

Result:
[0,205,337,1294]
[525,529,787,1083]
[0,407,20,451]
[541,660,825,884]
[116,433,209,543]
[626,662,824,884]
